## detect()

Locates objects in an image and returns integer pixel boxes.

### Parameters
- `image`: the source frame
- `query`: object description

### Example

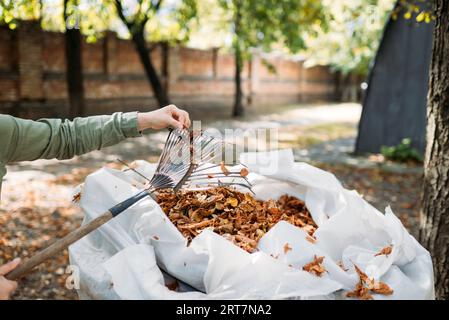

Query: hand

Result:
[0,258,21,300]
[137,105,191,131]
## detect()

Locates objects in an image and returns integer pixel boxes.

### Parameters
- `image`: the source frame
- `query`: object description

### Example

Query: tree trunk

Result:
[232,1,244,117]
[419,0,449,300]
[132,30,170,107]
[64,0,85,118]
[233,46,244,117]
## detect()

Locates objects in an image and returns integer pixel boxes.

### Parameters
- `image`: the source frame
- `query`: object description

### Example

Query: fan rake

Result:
[6,129,253,281]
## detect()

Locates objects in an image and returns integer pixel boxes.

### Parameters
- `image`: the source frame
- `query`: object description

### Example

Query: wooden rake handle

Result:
[5,189,151,281]
[6,211,113,281]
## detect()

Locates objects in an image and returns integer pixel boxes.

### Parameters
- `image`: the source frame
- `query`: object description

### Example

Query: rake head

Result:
[123,129,253,194]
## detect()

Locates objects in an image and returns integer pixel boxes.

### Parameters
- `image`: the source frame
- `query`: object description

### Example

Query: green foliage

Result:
[210,0,324,62]
[381,138,423,163]
[0,0,197,44]
[303,0,396,76]
[392,0,435,23]
[303,0,435,76]
[0,0,40,29]
[113,0,198,44]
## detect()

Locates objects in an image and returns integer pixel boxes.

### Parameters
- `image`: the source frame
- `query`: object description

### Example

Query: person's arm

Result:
[0,104,190,163]
[0,258,20,300]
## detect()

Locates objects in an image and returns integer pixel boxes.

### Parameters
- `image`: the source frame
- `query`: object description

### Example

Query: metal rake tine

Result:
[192,163,221,173]
[187,177,253,188]
[186,177,253,187]
[187,174,253,186]
[117,158,153,182]
[182,181,255,194]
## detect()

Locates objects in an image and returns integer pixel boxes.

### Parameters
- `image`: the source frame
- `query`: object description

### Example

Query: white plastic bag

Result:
[69,149,434,300]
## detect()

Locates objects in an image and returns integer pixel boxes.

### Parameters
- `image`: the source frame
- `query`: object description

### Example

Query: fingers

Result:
[166,104,191,128]
[0,277,18,300]
[167,116,183,130]
[0,258,21,276]
[0,259,20,300]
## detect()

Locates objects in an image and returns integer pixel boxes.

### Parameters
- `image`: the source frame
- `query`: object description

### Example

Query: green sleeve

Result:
[0,112,141,163]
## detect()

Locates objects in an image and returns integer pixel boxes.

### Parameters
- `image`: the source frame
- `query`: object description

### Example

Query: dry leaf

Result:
[240,168,249,177]
[374,245,393,257]
[220,161,230,176]
[346,283,373,300]
[348,263,394,299]
[166,280,179,291]
[226,197,239,207]
[306,235,317,244]
[354,264,370,284]
[302,255,327,277]
[283,243,292,254]
[371,281,394,295]
[156,187,317,253]
[72,192,81,203]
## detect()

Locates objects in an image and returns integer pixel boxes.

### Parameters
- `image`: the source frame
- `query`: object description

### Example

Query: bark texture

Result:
[232,0,244,117]
[420,0,449,300]
[64,0,86,118]
[131,30,170,107]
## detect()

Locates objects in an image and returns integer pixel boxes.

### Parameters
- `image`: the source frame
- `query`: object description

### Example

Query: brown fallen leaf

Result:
[374,245,393,257]
[303,255,327,277]
[72,192,81,203]
[349,263,394,299]
[240,168,249,177]
[166,280,179,291]
[346,282,373,300]
[306,235,317,244]
[220,161,230,176]
[354,264,370,284]
[283,243,292,254]
[226,197,238,207]
[371,281,394,295]
[156,187,317,253]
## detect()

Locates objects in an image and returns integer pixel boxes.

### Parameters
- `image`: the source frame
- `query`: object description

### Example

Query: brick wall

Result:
[0,21,339,119]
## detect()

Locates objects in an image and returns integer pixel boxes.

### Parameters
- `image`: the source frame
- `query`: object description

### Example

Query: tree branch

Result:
[114,0,133,29]
[153,0,163,12]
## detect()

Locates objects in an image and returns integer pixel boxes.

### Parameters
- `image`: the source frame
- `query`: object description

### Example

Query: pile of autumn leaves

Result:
[156,187,317,252]
[156,186,394,300]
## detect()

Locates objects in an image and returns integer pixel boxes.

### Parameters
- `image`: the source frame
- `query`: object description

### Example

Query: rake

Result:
[6,129,253,281]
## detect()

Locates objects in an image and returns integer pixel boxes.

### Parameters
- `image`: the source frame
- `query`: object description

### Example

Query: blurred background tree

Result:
[64,0,85,117]
[302,0,395,77]
[113,0,197,106]
[0,0,435,115]
[214,0,325,116]
[0,0,198,109]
